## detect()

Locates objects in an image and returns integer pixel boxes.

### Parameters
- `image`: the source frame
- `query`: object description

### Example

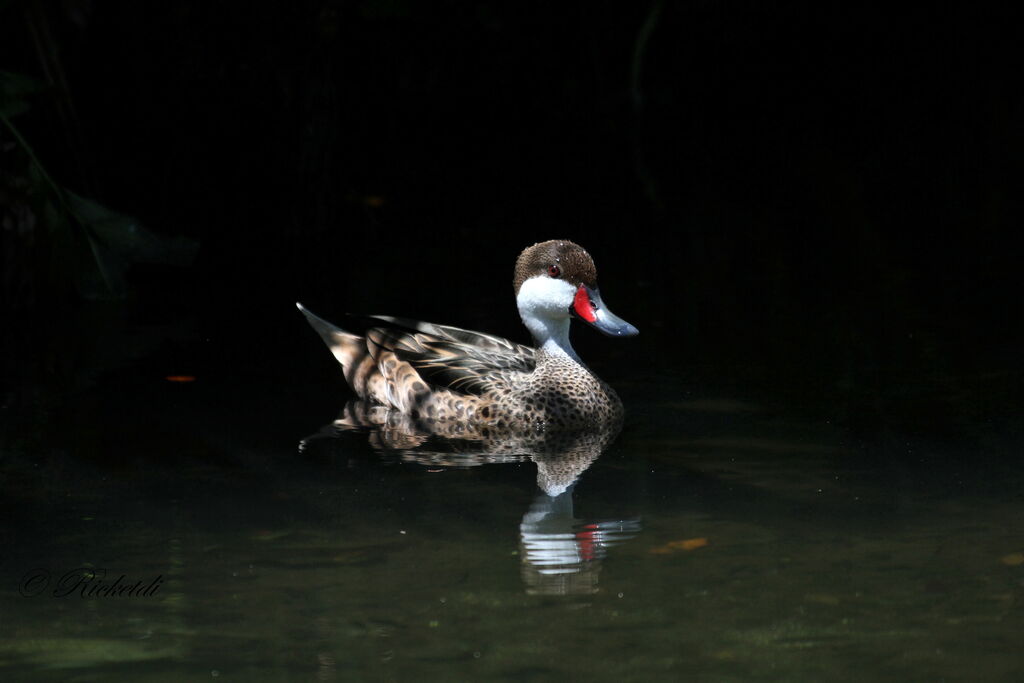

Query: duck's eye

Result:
[547,264,561,278]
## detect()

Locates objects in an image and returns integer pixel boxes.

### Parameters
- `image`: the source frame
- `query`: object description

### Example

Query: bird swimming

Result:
[297,239,638,431]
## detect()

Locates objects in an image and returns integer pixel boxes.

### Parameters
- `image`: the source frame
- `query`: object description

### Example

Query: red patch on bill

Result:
[573,286,596,322]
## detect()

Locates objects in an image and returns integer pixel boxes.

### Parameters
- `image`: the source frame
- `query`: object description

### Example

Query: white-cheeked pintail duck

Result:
[297,239,638,430]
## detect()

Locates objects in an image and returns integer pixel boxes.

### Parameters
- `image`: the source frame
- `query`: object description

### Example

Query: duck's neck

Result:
[525,316,580,363]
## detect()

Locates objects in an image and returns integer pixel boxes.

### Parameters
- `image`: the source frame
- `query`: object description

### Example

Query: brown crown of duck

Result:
[513,240,597,295]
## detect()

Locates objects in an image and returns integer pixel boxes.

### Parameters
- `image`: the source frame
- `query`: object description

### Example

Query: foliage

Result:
[1,70,197,307]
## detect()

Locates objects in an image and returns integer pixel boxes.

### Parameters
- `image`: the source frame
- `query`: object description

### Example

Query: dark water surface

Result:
[2,304,1023,682]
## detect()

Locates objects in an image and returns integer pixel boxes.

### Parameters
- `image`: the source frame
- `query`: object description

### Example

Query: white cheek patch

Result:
[516,276,581,360]
[516,276,577,318]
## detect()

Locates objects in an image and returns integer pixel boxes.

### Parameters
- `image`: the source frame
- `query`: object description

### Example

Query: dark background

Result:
[2,1,1021,436]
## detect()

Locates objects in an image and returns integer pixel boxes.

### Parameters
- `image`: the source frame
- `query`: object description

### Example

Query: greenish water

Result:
[2,310,1023,681]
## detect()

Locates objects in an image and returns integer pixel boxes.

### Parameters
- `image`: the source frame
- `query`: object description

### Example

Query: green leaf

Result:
[65,191,199,268]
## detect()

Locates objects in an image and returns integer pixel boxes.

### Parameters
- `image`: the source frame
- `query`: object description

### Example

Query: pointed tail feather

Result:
[296,302,386,402]
[296,302,357,365]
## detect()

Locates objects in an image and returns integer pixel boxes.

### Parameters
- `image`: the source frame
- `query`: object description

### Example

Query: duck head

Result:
[513,240,638,359]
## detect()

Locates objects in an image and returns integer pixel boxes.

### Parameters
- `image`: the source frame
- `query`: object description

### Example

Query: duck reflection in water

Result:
[297,240,643,594]
[300,400,641,595]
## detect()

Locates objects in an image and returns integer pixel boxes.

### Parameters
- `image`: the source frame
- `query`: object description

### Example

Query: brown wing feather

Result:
[367,315,536,360]
[301,304,534,407]
[366,322,535,397]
